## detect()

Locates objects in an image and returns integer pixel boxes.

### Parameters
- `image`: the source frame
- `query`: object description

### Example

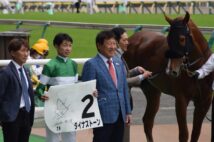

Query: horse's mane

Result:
[187,19,211,59]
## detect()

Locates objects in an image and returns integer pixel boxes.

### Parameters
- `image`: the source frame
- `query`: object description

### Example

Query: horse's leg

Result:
[141,81,161,142]
[175,96,189,142]
[190,95,212,142]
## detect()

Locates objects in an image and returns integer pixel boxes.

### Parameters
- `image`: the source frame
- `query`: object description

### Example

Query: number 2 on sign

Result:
[81,94,95,119]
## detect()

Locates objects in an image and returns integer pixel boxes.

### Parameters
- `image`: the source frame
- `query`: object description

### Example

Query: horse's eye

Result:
[179,35,186,46]
[179,36,185,42]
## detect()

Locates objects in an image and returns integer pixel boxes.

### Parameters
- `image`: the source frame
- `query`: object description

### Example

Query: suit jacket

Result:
[115,48,142,87]
[0,62,35,126]
[81,54,131,124]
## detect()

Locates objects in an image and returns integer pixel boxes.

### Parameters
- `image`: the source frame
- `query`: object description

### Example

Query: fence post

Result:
[208,30,214,48]
[16,21,23,30]
[41,22,50,38]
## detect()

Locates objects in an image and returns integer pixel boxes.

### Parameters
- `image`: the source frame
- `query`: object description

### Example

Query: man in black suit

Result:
[0,38,35,142]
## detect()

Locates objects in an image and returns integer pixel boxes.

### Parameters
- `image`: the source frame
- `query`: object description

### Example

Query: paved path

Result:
[131,88,211,125]
[32,123,211,142]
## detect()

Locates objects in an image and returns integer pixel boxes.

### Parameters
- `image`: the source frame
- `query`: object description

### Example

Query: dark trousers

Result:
[75,2,81,13]
[93,113,125,142]
[2,108,32,142]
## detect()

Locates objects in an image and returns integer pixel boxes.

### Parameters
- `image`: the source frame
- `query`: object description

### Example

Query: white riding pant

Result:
[45,125,76,142]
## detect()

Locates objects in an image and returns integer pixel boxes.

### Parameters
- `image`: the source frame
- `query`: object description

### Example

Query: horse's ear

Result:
[183,11,190,25]
[163,12,173,25]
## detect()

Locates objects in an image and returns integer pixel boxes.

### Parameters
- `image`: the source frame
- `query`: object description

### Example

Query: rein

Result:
[181,44,210,76]
[181,55,203,76]
[148,71,164,80]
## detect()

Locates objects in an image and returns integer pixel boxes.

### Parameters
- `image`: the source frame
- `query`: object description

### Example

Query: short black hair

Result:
[53,33,73,47]
[111,27,126,42]
[8,38,29,53]
[96,30,115,47]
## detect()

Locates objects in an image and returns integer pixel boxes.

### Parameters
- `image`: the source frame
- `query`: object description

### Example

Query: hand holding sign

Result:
[44,80,103,133]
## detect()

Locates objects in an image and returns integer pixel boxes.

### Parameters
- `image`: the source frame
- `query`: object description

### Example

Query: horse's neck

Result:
[188,21,212,68]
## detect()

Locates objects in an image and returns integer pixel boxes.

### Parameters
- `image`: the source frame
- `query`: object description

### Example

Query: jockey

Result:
[29,39,49,84]
[29,38,49,106]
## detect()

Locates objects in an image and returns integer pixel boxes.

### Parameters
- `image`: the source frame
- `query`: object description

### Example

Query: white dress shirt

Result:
[196,53,214,89]
[12,60,31,108]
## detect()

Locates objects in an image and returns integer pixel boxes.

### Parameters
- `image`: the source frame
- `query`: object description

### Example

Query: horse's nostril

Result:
[172,71,178,77]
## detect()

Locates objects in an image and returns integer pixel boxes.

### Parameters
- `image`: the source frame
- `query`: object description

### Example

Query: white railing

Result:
[0,58,90,66]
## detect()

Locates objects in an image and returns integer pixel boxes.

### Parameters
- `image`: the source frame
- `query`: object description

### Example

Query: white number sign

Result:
[44,80,103,133]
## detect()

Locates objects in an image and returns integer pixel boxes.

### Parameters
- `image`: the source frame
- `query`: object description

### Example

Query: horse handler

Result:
[111,27,152,142]
[192,53,214,141]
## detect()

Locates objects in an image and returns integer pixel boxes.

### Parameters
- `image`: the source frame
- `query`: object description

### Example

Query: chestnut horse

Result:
[124,12,213,142]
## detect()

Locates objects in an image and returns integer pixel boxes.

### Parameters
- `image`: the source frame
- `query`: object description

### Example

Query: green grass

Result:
[0,24,99,58]
[0,12,214,60]
[29,135,45,142]
[1,12,214,26]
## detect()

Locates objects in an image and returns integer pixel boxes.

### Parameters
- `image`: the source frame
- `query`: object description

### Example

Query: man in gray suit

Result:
[81,30,131,142]
[112,27,152,142]
[112,27,152,110]
[0,38,35,142]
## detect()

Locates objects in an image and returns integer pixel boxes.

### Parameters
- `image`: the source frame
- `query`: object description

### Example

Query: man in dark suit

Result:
[81,30,131,142]
[0,38,35,142]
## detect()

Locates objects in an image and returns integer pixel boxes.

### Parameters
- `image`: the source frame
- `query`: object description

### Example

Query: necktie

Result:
[107,60,117,86]
[19,68,31,112]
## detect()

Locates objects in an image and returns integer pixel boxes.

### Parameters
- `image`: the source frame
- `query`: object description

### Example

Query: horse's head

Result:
[164,11,196,77]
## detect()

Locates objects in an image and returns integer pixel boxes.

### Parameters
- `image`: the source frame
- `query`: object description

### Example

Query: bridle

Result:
[149,22,208,80]
[180,54,203,76]
[165,23,204,76]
